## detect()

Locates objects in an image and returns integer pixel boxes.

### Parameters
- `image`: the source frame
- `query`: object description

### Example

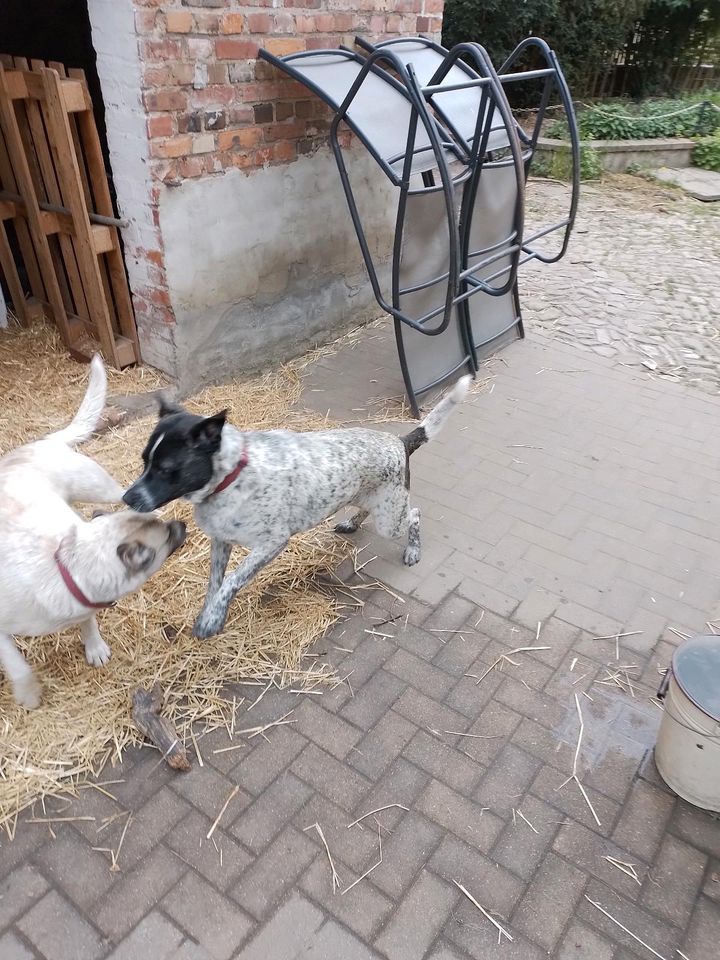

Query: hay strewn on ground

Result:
[0,321,352,833]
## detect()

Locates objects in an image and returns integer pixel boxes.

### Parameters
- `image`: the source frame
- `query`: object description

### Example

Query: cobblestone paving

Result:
[1,179,720,959]
[523,176,720,394]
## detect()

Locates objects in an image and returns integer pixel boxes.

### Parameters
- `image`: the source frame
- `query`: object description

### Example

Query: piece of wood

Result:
[132,683,190,772]
[0,64,70,339]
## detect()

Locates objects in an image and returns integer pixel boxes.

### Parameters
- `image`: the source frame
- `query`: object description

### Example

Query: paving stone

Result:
[512,852,587,951]
[106,911,185,960]
[531,764,621,837]
[349,710,418,780]
[370,809,443,899]
[232,825,316,920]
[473,742,542,817]
[105,785,191,866]
[430,833,525,915]
[680,896,720,960]
[612,780,676,862]
[90,843,185,940]
[292,696,363,760]
[291,743,371,811]
[384,647,455,698]
[496,675,569,729]
[17,890,106,960]
[670,799,720,858]
[492,793,562,881]
[163,870,253,960]
[432,629,488,677]
[461,700,523,765]
[403,730,483,795]
[445,899,546,960]
[300,852,393,939]
[303,919,383,959]
[426,944,473,960]
[340,668,406,730]
[230,770,313,853]
[703,859,720,903]
[579,879,681,959]
[0,863,49,928]
[557,919,616,960]
[640,833,707,926]
[235,893,324,960]
[358,756,430,826]
[423,593,478,633]
[0,931,37,960]
[512,715,575,775]
[392,622,446,660]
[553,819,648,901]
[393,686,470,735]
[375,869,459,960]
[171,762,251,822]
[164,806,252,890]
[416,779,504,852]
[297,794,383,872]
[233,725,308,795]
[444,669,504,719]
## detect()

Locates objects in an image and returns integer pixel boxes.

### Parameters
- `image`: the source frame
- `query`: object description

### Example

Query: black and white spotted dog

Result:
[123,375,471,638]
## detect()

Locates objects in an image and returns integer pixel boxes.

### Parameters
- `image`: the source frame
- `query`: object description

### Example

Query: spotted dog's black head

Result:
[123,396,227,512]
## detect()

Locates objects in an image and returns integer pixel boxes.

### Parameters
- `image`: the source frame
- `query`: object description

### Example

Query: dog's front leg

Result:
[192,541,288,639]
[0,632,41,709]
[81,616,111,667]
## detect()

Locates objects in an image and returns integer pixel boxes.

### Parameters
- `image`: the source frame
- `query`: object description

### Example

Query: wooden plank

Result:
[69,67,139,360]
[0,198,17,219]
[60,79,86,113]
[0,125,47,307]
[38,66,119,365]
[0,64,71,339]
[27,59,89,321]
[0,218,31,324]
[91,224,114,254]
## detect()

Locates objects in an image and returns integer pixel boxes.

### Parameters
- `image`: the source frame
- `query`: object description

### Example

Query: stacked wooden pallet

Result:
[0,56,138,367]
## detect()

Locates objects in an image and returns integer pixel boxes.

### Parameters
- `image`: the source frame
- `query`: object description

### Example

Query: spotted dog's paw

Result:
[403,544,421,567]
[192,606,227,639]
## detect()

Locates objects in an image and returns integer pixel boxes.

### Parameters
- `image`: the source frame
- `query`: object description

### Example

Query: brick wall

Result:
[137,0,444,184]
[91,0,444,377]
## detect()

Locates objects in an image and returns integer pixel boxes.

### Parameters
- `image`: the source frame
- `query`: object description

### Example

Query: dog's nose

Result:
[123,486,147,511]
[168,521,187,552]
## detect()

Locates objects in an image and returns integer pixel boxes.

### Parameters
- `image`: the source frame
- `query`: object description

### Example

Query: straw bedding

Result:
[0,322,353,833]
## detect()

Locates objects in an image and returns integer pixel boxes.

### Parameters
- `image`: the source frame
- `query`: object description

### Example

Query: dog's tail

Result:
[401,374,472,456]
[49,355,108,446]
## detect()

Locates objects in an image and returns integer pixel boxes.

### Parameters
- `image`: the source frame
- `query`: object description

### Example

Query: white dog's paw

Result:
[85,640,112,667]
[403,544,421,567]
[14,674,42,710]
[192,607,226,639]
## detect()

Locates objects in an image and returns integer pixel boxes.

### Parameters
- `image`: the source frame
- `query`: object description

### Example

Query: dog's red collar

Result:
[54,549,115,610]
[211,449,249,496]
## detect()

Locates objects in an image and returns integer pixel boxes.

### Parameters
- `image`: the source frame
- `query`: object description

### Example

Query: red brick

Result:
[144,88,187,112]
[219,12,244,33]
[189,84,236,107]
[150,135,192,159]
[141,39,182,62]
[263,38,305,56]
[194,11,221,33]
[247,13,271,32]
[135,10,158,33]
[177,155,209,178]
[417,16,431,31]
[168,61,195,85]
[147,114,174,138]
[216,38,259,60]
[165,10,193,33]
[217,127,263,151]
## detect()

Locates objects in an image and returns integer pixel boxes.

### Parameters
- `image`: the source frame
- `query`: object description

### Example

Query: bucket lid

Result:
[672,634,720,722]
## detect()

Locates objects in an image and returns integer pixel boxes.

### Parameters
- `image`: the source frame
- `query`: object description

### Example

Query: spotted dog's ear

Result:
[190,410,227,451]
[157,393,185,419]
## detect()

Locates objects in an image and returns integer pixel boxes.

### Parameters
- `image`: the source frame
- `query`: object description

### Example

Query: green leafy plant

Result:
[546,96,720,141]
[693,133,720,170]
[535,144,603,180]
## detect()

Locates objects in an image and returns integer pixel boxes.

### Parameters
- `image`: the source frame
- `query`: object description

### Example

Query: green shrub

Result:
[535,144,603,181]
[546,97,720,141]
[693,134,720,171]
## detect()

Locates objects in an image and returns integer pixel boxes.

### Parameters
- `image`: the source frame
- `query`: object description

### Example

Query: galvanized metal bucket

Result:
[655,634,720,812]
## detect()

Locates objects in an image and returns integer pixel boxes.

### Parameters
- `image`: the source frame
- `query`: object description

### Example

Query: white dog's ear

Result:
[58,527,78,557]
[117,540,156,574]
[190,410,227,450]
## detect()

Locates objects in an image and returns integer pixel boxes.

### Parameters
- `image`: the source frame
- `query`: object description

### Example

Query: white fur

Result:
[0,357,181,709]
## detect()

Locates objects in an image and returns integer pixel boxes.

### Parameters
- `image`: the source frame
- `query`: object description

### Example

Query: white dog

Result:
[0,356,186,709]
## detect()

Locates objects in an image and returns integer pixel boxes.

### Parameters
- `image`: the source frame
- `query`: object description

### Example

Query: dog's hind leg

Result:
[192,540,288,639]
[0,632,41,709]
[403,506,421,566]
[334,509,369,535]
[81,616,111,667]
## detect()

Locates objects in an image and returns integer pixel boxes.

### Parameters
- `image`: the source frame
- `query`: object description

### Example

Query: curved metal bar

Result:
[498,36,580,262]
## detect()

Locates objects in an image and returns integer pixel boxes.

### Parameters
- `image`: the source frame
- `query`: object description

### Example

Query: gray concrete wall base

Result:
[538,136,696,172]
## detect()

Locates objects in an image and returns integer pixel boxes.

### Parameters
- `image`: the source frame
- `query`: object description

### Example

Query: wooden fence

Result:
[0,56,138,367]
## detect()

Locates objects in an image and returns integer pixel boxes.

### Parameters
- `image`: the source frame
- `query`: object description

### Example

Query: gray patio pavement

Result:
[2,178,720,959]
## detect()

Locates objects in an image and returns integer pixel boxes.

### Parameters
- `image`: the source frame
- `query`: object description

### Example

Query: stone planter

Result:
[537,135,696,172]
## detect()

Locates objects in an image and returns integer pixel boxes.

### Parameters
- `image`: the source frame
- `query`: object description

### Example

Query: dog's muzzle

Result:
[123,482,157,512]
[167,521,187,554]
